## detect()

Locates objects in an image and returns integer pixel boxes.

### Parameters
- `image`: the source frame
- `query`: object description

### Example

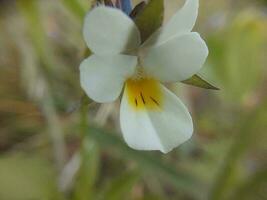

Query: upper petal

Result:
[143,0,199,47]
[80,54,137,103]
[120,84,193,153]
[143,32,208,82]
[83,6,140,55]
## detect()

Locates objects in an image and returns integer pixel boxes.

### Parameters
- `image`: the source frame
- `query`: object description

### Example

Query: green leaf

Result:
[134,0,164,42]
[182,75,219,90]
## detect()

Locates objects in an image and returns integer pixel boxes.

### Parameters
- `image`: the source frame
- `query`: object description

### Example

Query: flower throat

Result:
[125,78,162,110]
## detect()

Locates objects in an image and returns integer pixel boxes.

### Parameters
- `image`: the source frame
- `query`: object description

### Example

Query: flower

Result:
[80,0,208,153]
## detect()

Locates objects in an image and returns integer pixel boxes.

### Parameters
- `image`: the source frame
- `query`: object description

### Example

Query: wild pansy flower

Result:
[80,0,208,153]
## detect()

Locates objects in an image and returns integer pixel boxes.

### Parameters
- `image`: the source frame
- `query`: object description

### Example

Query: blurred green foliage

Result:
[208,10,267,101]
[0,0,266,200]
[0,154,63,200]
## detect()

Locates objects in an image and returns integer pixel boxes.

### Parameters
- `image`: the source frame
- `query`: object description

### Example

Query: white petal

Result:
[143,32,208,82]
[143,0,199,47]
[80,54,137,103]
[83,6,140,55]
[120,84,193,153]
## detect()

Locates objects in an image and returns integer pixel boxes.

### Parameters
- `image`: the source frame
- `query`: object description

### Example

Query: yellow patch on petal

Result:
[125,78,162,110]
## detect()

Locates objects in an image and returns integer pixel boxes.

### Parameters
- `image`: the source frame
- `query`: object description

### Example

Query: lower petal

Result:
[120,82,193,153]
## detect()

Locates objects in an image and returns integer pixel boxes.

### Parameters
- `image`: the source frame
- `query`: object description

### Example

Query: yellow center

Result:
[125,78,162,110]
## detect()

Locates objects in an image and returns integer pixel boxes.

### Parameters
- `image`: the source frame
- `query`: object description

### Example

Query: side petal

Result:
[143,32,208,82]
[83,6,140,55]
[143,0,199,47]
[120,84,193,153]
[80,54,137,103]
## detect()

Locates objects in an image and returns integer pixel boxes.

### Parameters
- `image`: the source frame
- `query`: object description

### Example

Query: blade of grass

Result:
[100,170,140,200]
[73,97,100,200]
[209,98,267,200]
[73,140,100,200]
[230,168,267,200]
[86,127,203,198]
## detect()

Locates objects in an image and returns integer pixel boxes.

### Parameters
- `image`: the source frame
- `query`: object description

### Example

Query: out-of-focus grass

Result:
[0,0,266,200]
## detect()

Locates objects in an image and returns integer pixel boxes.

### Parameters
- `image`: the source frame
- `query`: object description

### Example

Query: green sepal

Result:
[129,1,146,19]
[182,75,219,90]
[133,0,164,42]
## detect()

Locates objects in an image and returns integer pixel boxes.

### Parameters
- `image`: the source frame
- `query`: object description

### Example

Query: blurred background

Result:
[0,0,266,199]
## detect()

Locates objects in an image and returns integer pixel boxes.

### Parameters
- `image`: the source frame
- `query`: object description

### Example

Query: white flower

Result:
[80,0,208,153]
